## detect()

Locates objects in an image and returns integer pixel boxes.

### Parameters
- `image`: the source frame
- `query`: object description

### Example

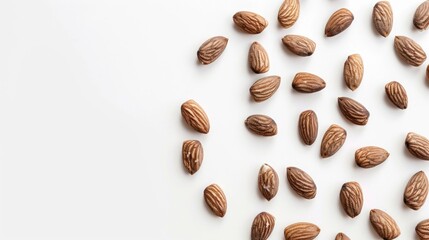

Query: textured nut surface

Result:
[287,167,317,199]
[406,132,429,160]
[282,35,316,56]
[233,11,268,34]
[373,1,393,37]
[320,124,347,158]
[355,146,390,168]
[338,97,370,126]
[335,233,351,240]
[325,8,354,37]
[245,115,277,136]
[344,54,364,91]
[251,212,275,240]
[182,140,203,174]
[385,81,408,109]
[258,164,279,201]
[278,0,300,28]
[298,110,318,145]
[404,171,428,210]
[340,182,363,218]
[292,72,326,93]
[181,99,210,133]
[414,0,429,30]
[203,184,227,217]
[250,75,281,102]
[197,36,228,65]
[370,209,401,240]
[284,222,320,240]
[394,36,427,67]
[416,219,429,240]
[249,42,270,74]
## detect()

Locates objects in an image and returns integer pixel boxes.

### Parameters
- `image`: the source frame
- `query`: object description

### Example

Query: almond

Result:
[404,171,428,210]
[394,36,427,67]
[414,0,429,30]
[203,184,227,217]
[340,182,363,218]
[233,11,268,34]
[197,36,228,65]
[181,99,210,133]
[405,132,429,160]
[370,209,401,240]
[335,233,351,240]
[258,164,279,201]
[385,81,408,109]
[245,115,277,136]
[325,8,354,37]
[284,222,320,240]
[298,110,318,145]
[278,0,300,29]
[182,140,203,174]
[373,1,393,37]
[292,72,326,93]
[416,219,429,240]
[355,146,390,168]
[251,212,275,240]
[250,75,281,102]
[338,97,370,126]
[282,35,316,56]
[344,54,364,91]
[320,124,347,158]
[249,42,270,74]
[287,167,317,199]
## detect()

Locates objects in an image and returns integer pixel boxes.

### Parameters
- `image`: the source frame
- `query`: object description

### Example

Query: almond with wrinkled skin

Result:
[340,182,363,218]
[251,212,275,240]
[385,81,408,109]
[298,110,318,145]
[325,8,354,37]
[355,146,389,168]
[338,97,370,126]
[278,0,300,29]
[245,115,277,136]
[258,164,279,201]
[282,35,316,56]
[203,184,227,217]
[287,167,317,199]
[284,222,320,240]
[344,54,364,91]
[335,233,350,240]
[414,1,429,30]
[250,76,281,102]
[182,140,203,175]
[373,1,393,37]
[416,219,429,240]
[181,99,210,133]
[292,72,326,93]
[370,209,401,240]
[320,124,347,158]
[197,36,228,65]
[404,171,428,210]
[249,42,270,74]
[233,11,268,34]
[394,36,427,67]
[406,132,429,160]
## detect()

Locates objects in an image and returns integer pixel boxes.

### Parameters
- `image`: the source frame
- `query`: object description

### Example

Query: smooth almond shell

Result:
[251,212,275,240]
[320,124,347,158]
[282,35,316,56]
[250,75,281,102]
[287,167,317,199]
[338,97,370,126]
[406,132,429,160]
[335,233,351,240]
[258,164,279,201]
[278,0,300,28]
[385,81,408,109]
[394,36,427,67]
[292,72,326,93]
[197,36,228,65]
[203,184,227,217]
[414,0,429,30]
[298,110,318,145]
[249,42,270,74]
[233,11,268,34]
[284,222,320,240]
[344,54,364,91]
[370,209,401,240]
[325,8,354,37]
[245,115,277,136]
[181,99,210,133]
[416,219,429,240]
[404,171,428,210]
[355,146,390,168]
[340,182,363,218]
[182,140,203,174]
[373,1,393,37]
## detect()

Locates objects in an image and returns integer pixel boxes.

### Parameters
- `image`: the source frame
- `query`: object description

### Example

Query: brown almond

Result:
[181,99,210,133]
[249,42,270,74]
[340,182,363,218]
[298,110,318,145]
[335,233,351,240]
[338,97,370,126]
[320,124,347,158]
[385,81,408,109]
[373,1,393,37]
[258,164,279,201]
[355,146,390,168]
[250,75,281,102]
[416,219,429,240]
[370,209,401,240]
[245,115,277,136]
[292,72,326,93]
[344,54,364,91]
[325,8,354,37]
[282,35,316,56]
[287,167,317,199]
[406,132,429,160]
[278,0,300,29]
[404,171,428,210]
[233,11,268,34]
[284,222,320,240]
[182,140,203,174]
[414,0,429,30]
[251,212,275,240]
[197,36,228,65]
[394,36,427,67]
[203,184,227,217]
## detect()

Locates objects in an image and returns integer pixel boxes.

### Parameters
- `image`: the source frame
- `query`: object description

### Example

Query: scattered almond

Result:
[203,184,227,217]
[320,124,347,158]
[250,75,281,102]
[292,72,326,93]
[404,171,428,210]
[287,167,317,199]
[278,0,300,28]
[258,164,279,201]
[416,219,429,240]
[325,8,354,37]
[344,54,364,91]
[251,212,275,240]
[233,11,268,34]
[182,140,203,174]
[373,1,393,37]
[370,209,401,240]
[249,42,270,74]
[282,35,316,56]
[245,115,277,136]
[181,99,210,133]
[355,146,390,168]
[284,222,320,240]
[197,36,228,65]
[335,233,351,240]
[298,110,318,145]
[338,97,370,126]
[340,182,363,218]
[414,0,429,30]
[385,81,408,109]
[394,36,427,67]
[406,132,429,160]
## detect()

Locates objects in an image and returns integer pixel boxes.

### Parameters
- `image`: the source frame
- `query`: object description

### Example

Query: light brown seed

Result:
[416,219,429,240]
[278,0,300,29]
[249,42,270,74]
[251,212,275,240]
[258,164,279,201]
[394,36,427,67]
[197,36,228,65]
[355,146,390,168]
[414,0,429,30]
[287,167,317,199]
[344,54,364,91]
[282,35,316,56]
[181,99,210,133]
[203,184,227,217]
[373,1,393,37]
[320,124,347,158]
[182,140,203,175]
[385,81,408,109]
[370,209,401,240]
[292,72,326,93]
[325,8,354,37]
[338,97,370,126]
[404,171,428,210]
[245,115,277,136]
[406,132,429,160]
[250,76,281,102]
[335,233,351,240]
[340,182,363,218]
[284,222,320,240]
[233,11,268,34]
[298,110,318,145]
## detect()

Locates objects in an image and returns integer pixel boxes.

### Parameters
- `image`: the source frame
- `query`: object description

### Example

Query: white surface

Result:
[0,0,429,239]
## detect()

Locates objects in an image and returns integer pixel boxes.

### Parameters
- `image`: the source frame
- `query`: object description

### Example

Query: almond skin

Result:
[338,97,370,126]
[282,35,316,56]
[335,233,351,240]
[416,219,429,240]
[278,0,300,28]
[250,76,281,102]
[340,182,363,218]
[287,167,317,199]
[405,132,429,160]
[320,124,347,158]
[370,209,401,240]
[414,0,429,30]
[373,1,393,37]
[344,54,364,91]
[251,212,275,240]
[355,146,390,168]
[404,171,428,210]
[298,110,318,145]
[394,36,427,67]
[203,184,227,217]
[292,72,326,93]
[245,115,277,136]
[233,11,268,34]
[197,36,228,65]
[181,99,210,133]
[385,81,408,109]
[249,42,270,74]
[182,140,203,174]
[325,8,354,37]
[258,164,279,201]
[284,222,320,240]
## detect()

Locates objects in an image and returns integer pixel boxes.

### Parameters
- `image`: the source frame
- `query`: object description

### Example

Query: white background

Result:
[0,0,429,239]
